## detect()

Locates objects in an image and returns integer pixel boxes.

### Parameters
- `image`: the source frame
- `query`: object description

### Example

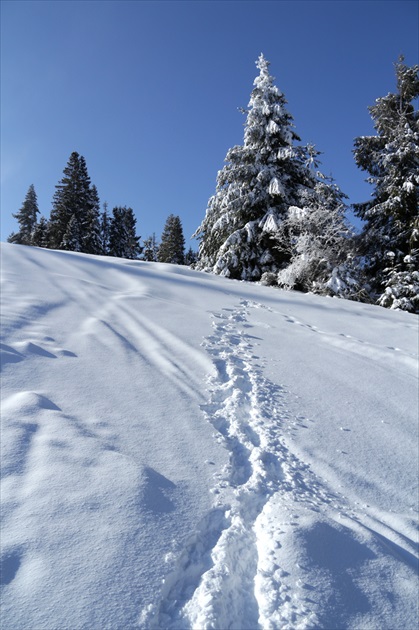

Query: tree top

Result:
[256,53,270,75]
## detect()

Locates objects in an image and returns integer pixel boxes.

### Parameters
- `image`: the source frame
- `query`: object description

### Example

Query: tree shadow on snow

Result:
[142,467,176,514]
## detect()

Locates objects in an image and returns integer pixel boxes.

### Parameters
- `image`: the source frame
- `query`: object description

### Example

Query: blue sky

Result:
[1,0,418,248]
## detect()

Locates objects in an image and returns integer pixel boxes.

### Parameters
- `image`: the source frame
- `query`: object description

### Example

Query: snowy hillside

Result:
[1,243,418,630]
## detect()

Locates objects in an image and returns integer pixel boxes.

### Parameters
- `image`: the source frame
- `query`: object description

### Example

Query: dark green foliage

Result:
[49,152,92,250]
[108,206,142,259]
[62,214,82,252]
[142,233,159,261]
[6,153,142,262]
[185,247,198,266]
[353,57,419,311]
[31,216,50,248]
[158,215,185,264]
[82,185,102,255]
[8,184,39,245]
[100,202,111,255]
[48,152,103,254]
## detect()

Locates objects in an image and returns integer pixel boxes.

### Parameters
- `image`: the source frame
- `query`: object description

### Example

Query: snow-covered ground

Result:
[1,242,418,630]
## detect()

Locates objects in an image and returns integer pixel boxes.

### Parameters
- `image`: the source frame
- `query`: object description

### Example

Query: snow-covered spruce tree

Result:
[108,206,142,259]
[142,233,159,261]
[48,152,98,252]
[194,54,318,280]
[158,214,185,264]
[8,184,39,245]
[273,151,361,298]
[353,56,419,312]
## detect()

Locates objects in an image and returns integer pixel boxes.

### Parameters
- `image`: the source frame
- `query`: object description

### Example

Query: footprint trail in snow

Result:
[145,300,355,630]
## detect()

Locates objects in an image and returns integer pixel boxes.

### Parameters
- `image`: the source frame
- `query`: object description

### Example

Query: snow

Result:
[1,242,418,630]
[268,177,284,197]
[260,212,282,234]
[267,121,280,135]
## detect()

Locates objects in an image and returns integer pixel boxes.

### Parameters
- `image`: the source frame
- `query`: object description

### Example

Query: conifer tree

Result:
[142,233,159,261]
[185,247,198,266]
[48,152,93,250]
[108,206,142,259]
[62,214,82,252]
[8,184,39,245]
[31,216,50,248]
[100,202,111,255]
[274,174,359,297]
[353,56,419,312]
[194,54,317,280]
[81,184,102,255]
[158,214,185,264]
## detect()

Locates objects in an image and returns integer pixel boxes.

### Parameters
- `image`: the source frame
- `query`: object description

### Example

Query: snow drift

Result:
[1,243,418,629]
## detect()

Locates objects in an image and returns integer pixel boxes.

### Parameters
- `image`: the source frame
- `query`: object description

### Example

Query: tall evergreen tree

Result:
[48,152,93,250]
[108,206,142,259]
[194,54,317,280]
[8,184,39,245]
[158,214,185,264]
[353,56,419,312]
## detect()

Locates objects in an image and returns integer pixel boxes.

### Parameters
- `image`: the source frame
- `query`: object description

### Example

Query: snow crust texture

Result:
[1,244,418,630]
[147,301,418,630]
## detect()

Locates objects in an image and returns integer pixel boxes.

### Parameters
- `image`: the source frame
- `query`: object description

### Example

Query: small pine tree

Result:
[31,216,50,248]
[8,184,39,245]
[353,56,419,312]
[158,215,185,264]
[185,247,198,267]
[108,206,142,259]
[142,233,159,261]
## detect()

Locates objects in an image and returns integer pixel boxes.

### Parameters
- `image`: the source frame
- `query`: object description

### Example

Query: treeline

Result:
[8,56,418,313]
[193,55,418,313]
[8,152,195,265]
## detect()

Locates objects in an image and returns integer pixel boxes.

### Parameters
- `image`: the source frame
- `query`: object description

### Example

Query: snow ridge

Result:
[147,300,344,629]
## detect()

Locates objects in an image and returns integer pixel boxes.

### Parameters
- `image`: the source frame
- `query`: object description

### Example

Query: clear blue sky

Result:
[1,0,418,247]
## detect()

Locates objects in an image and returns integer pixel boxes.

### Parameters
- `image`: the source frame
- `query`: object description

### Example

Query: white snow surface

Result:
[1,243,418,630]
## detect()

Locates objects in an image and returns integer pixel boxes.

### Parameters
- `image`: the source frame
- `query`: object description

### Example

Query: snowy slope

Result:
[1,243,418,630]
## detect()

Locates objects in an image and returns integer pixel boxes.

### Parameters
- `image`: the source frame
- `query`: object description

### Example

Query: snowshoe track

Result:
[143,300,418,630]
[146,300,342,629]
